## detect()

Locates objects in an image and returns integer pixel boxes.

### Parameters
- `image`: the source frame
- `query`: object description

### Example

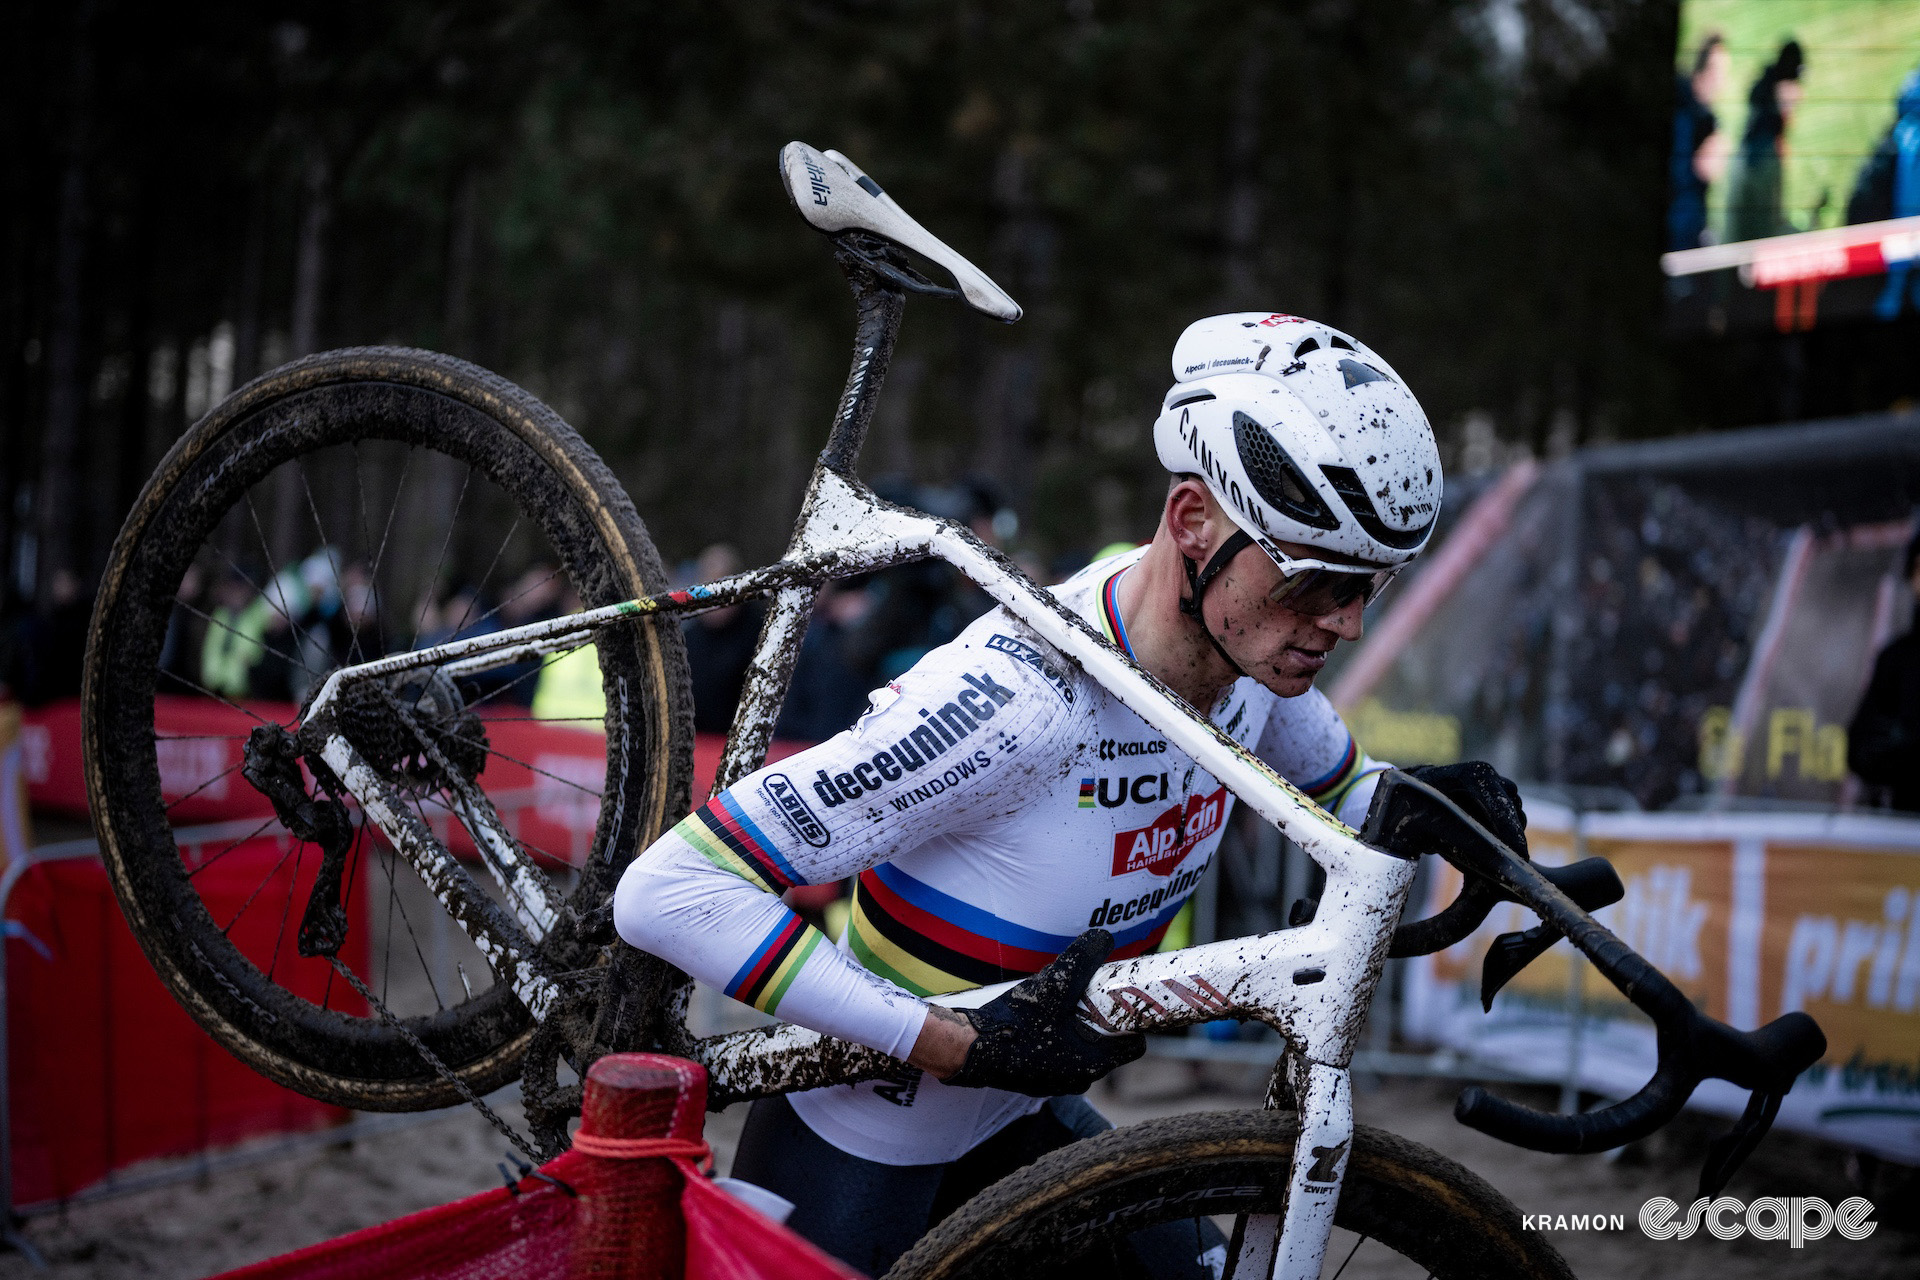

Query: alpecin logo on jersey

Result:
[759,772,830,847]
[985,634,1074,705]
[811,670,1016,807]
[1112,787,1228,876]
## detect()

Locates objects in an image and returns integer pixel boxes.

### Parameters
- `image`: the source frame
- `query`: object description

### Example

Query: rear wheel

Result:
[886,1110,1573,1280]
[83,346,694,1111]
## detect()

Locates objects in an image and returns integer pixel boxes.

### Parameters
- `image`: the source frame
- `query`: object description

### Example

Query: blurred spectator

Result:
[1669,32,1731,253]
[202,569,271,700]
[681,543,764,734]
[776,579,877,742]
[1725,40,1805,243]
[532,582,605,724]
[1848,530,1920,812]
[287,548,343,706]
[2,568,90,705]
[1847,69,1920,318]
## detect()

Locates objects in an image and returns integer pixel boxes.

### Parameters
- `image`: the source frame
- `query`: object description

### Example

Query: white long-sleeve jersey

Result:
[614,548,1388,1164]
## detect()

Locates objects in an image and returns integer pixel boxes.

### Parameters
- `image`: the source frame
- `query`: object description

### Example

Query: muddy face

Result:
[1204,542,1366,699]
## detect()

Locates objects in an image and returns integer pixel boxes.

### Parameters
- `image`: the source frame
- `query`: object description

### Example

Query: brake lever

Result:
[1478,858,1626,1009]
[1699,1089,1783,1197]
[1479,925,1559,1011]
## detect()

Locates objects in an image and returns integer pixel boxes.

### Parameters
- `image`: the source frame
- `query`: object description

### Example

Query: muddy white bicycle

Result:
[84,144,1824,1279]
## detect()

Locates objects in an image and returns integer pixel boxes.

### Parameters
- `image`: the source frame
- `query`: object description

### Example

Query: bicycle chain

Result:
[326,956,550,1164]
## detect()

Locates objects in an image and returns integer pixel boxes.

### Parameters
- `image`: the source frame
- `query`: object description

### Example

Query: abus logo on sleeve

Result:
[759,773,829,847]
[1112,787,1227,876]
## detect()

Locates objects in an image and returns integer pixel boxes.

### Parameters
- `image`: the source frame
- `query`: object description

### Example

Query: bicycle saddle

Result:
[779,142,1022,323]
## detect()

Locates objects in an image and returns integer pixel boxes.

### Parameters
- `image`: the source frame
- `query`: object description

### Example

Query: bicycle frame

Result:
[299,252,1415,1278]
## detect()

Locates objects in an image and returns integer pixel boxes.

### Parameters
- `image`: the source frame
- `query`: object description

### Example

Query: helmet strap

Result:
[1179,529,1254,680]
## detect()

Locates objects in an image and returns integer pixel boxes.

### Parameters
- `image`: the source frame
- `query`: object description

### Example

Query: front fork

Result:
[1229,1064,1354,1280]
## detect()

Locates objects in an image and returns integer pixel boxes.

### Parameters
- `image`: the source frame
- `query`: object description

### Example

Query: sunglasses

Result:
[1264,551,1400,616]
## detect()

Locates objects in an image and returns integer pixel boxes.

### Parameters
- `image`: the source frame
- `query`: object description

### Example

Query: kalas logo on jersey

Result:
[1098,738,1167,762]
[759,773,829,848]
[1113,787,1228,876]
[811,671,1016,808]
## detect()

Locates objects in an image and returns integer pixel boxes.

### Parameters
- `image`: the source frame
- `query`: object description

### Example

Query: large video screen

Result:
[1666,1,1920,333]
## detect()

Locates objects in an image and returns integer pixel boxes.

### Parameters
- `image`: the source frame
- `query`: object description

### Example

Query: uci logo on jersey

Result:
[760,773,830,848]
[1081,773,1169,809]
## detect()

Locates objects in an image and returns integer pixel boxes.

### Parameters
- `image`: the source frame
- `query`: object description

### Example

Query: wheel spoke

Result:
[222,839,302,934]
[240,485,323,660]
[177,598,324,681]
[349,442,391,664]
[365,448,414,648]
[185,816,281,879]
[437,728,603,798]
[159,671,278,730]
[408,463,473,652]
[266,840,301,982]
[165,760,247,813]
[456,515,524,638]
[462,649,571,713]
[1329,1233,1366,1280]
[393,797,450,1008]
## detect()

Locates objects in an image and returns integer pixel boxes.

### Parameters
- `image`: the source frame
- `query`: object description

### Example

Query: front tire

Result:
[887,1109,1574,1280]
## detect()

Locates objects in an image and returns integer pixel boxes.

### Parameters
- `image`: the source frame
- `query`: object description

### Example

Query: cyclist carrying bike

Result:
[615,311,1530,1276]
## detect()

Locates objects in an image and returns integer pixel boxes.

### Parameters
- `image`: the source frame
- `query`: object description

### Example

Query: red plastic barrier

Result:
[218,1055,857,1280]
[19,698,292,823]
[7,839,361,1205]
[20,699,812,867]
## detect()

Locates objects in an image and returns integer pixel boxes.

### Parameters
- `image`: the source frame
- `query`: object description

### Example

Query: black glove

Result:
[1402,761,1529,859]
[945,929,1146,1097]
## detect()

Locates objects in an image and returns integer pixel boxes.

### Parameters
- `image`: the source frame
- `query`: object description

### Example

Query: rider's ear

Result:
[1165,479,1221,559]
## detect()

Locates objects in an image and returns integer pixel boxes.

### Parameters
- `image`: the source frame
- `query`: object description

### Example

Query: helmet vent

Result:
[1329,336,1355,350]
[1167,389,1216,409]
[1339,359,1389,389]
[1293,337,1321,357]
[1320,465,1432,550]
[1233,412,1339,531]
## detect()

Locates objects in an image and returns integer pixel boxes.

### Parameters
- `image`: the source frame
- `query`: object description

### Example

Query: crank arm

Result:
[314,726,563,1020]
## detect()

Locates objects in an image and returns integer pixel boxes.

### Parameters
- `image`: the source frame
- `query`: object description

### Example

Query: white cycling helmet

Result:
[1153,312,1442,570]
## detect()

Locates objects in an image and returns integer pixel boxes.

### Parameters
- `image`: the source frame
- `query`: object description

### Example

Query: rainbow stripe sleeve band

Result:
[724,912,826,1015]
[673,793,805,894]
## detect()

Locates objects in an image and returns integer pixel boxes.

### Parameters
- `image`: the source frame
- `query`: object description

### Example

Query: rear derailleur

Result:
[240,723,356,958]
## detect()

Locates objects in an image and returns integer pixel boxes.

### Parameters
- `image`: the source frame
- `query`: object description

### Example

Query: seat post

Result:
[816,246,906,478]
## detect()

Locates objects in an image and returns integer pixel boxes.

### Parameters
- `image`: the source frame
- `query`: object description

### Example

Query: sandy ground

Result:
[3,1053,1911,1280]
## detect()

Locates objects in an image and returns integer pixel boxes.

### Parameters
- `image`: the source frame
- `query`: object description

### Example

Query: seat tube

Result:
[713,584,817,794]
[1274,1063,1353,1280]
